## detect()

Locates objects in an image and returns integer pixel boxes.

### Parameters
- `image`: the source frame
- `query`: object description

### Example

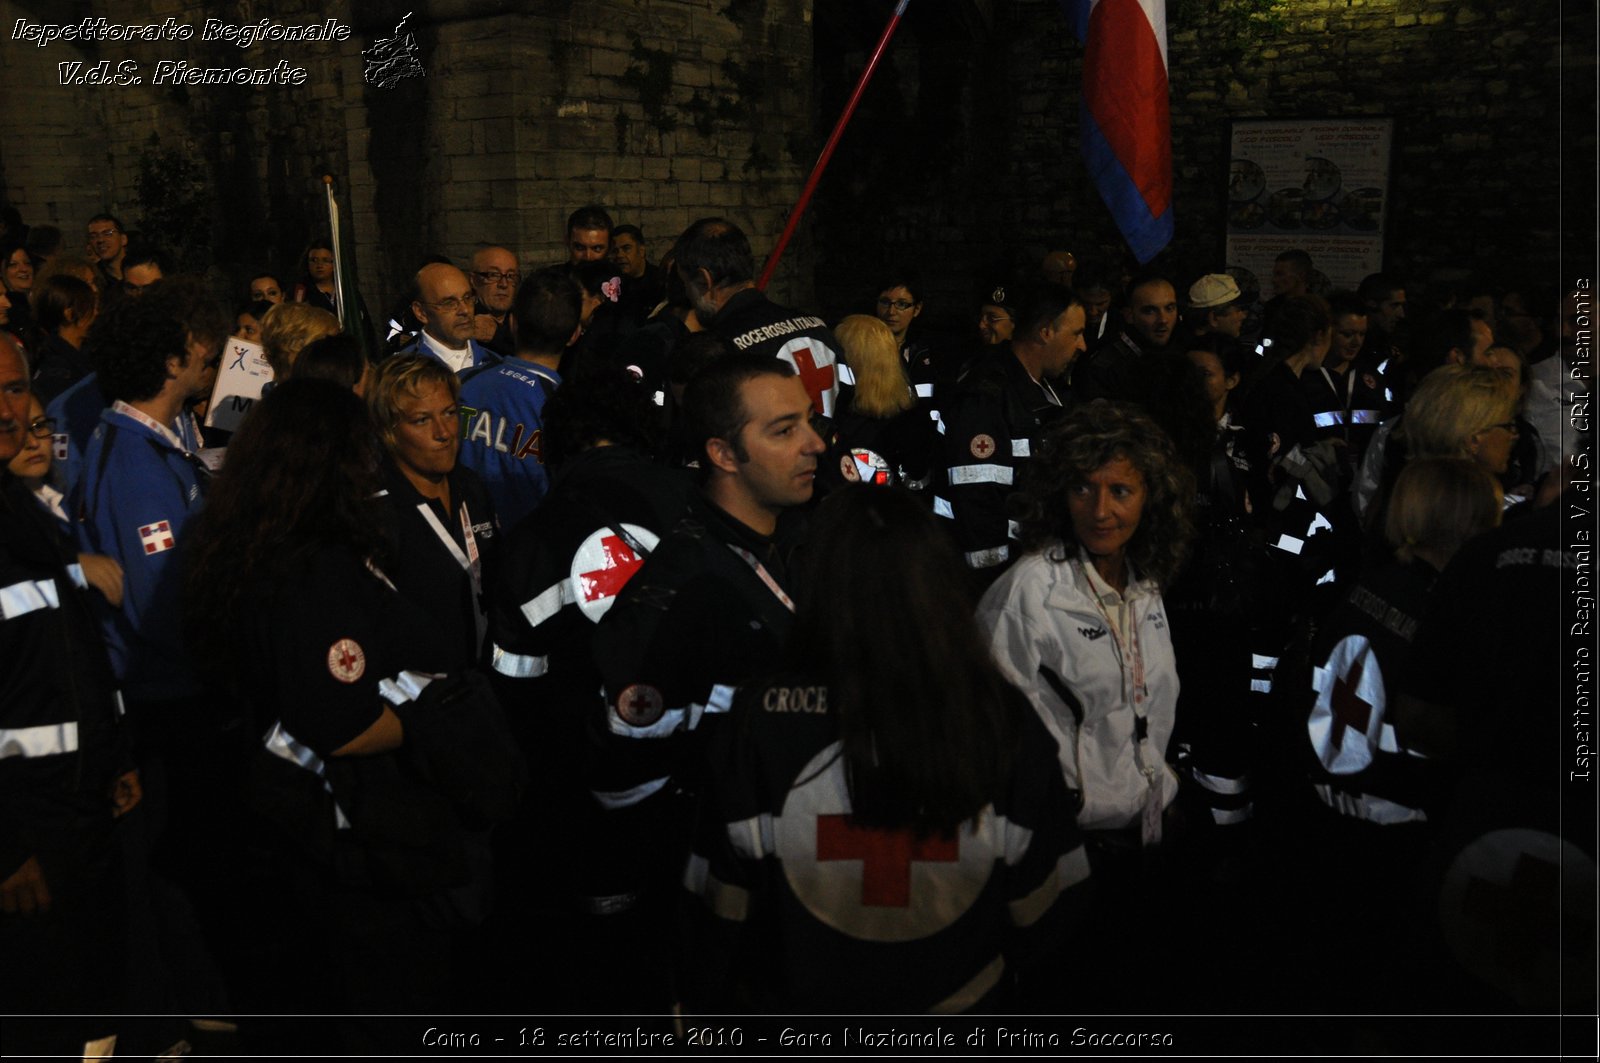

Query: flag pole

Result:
[756,0,910,291]
[322,174,348,326]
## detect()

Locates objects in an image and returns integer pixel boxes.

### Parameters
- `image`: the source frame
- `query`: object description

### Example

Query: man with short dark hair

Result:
[468,245,521,359]
[676,217,843,416]
[457,268,581,527]
[938,282,1086,578]
[1261,248,1314,340]
[566,205,614,265]
[85,213,127,286]
[1073,271,1178,404]
[609,224,665,329]
[1358,272,1408,366]
[404,262,498,374]
[118,243,166,298]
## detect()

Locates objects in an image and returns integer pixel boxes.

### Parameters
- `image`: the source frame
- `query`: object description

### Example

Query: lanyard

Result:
[1078,559,1146,710]
[111,400,185,452]
[727,545,795,613]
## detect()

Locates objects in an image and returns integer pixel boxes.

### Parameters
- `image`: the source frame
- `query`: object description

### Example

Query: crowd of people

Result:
[0,198,1590,1041]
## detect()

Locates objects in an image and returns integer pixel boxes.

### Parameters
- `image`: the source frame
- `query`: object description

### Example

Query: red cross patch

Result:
[616,684,664,728]
[777,338,837,416]
[969,434,996,460]
[571,524,660,623]
[138,520,175,556]
[816,815,960,907]
[326,638,366,683]
[1308,634,1385,773]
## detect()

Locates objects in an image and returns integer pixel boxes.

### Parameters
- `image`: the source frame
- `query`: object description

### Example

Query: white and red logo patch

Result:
[1308,634,1385,773]
[601,276,622,303]
[615,683,664,728]
[843,447,891,486]
[572,524,660,623]
[52,432,70,462]
[326,638,366,683]
[138,520,175,555]
[969,434,996,460]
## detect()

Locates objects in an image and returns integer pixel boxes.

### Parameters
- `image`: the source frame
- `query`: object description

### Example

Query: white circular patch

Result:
[326,638,366,684]
[777,742,992,943]
[969,434,996,460]
[1307,634,1385,774]
[615,684,664,728]
[839,454,860,482]
[571,524,660,623]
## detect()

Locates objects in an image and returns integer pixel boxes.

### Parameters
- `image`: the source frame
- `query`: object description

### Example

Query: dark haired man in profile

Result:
[675,216,844,416]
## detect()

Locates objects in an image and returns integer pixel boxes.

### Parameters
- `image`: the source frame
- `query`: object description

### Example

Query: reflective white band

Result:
[1308,511,1334,535]
[1192,768,1250,795]
[1350,409,1380,424]
[1250,678,1274,693]
[262,721,349,830]
[965,545,1010,569]
[915,382,935,398]
[1379,722,1401,754]
[933,496,955,519]
[934,411,946,434]
[1251,654,1279,670]
[1274,534,1305,555]
[836,362,857,386]
[684,853,750,921]
[1314,411,1345,428]
[1211,803,1254,825]
[0,722,80,759]
[1012,439,1030,458]
[947,463,1014,486]
[1377,358,1390,374]
[610,704,687,740]
[378,670,434,706]
[1009,846,1090,929]
[932,955,1005,1015]
[1313,785,1427,825]
[592,775,670,809]
[652,390,665,407]
[1316,567,1337,586]
[581,890,642,916]
[1384,388,1394,402]
[491,645,548,678]
[0,579,60,620]
[67,564,88,590]
[113,691,126,719]
[1007,520,1022,540]
[520,580,573,628]
[1294,485,1308,502]
[706,684,736,714]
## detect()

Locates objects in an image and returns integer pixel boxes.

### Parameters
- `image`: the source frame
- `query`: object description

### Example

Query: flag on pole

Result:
[1066,0,1173,264]
[322,176,379,363]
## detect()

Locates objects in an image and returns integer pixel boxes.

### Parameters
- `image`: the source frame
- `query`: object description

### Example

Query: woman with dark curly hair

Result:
[977,399,1194,846]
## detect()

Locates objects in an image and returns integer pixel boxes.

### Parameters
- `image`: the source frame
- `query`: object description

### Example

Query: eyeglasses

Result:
[27,417,56,439]
[473,270,520,287]
[877,298,916,312]
[87,228,120,240]
[422,293,477,313]
[308,255,335,266]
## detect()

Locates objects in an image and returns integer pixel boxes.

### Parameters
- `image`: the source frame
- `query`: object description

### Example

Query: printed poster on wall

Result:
[1224,117,1393,297]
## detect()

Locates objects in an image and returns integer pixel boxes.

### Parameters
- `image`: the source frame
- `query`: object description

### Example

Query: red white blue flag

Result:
[1065,0,1173,263]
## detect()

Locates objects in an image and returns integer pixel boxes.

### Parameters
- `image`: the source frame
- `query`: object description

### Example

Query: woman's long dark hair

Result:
[788,486,1021,835]
[184,379,387,667]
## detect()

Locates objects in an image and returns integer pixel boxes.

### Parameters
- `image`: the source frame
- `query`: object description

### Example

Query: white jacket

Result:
[977,546,1180,833]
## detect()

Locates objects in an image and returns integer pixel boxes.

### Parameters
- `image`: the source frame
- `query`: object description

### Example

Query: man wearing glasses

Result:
[85,213,128,289]
[470,246,520,360]
[406,262,499,375]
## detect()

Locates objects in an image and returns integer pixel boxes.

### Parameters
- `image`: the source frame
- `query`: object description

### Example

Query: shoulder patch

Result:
[616,684,665,728]
[969,434,997,460]
[327,638,367,683]
[138,520,176,555]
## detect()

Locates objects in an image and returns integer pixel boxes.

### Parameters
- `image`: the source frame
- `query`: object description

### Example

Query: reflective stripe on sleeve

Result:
[947,464,1014,486]
[67,564,88,590]
[965,545,1010,569]
[491,645,548,678]
[683,853,751,921]
[652,390,666,407]
[1192,768,1249,796]
[1012,439,1030,458]
[1273,534,1305,555]
[914,382,935,398]
[609,704,687,740]
[0,722,80,759]
[1250,678,1274,693]
[592,775,670,809]
[1315,567,1337,586]
[1211,804,1254,825]
[932,496,955,519]
[262,721,350,830]
[0,579,60,620]
[1350,409,1380,424]
[1007,520,1022,540]
[1313,785,1426,825]
[378,670,435,706]
[519,579,573,628]
[1251,654,1279,670]
[1314,411,1345,428]
[836,362,856,386]
[726,813,776,860]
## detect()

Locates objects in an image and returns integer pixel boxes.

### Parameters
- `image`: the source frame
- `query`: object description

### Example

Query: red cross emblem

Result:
[572,525,660,623]
[1328,652,1373,750]
[1309,635,1385,774]
[615,683,665,728]
[326,638,366,683]
[815,814,960,907]
[969,434,996,460]
[789,343,836,415]
[138,520,175,555]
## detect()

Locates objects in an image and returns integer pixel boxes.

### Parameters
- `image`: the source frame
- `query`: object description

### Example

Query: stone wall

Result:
[0,0,817,313]
[811,0,1593,327]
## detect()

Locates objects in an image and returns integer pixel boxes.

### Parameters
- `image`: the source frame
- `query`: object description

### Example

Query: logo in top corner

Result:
[363,11,425,89]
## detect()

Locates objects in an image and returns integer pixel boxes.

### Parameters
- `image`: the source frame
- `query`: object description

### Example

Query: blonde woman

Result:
[828,314,936,489]
[259,301,339,381]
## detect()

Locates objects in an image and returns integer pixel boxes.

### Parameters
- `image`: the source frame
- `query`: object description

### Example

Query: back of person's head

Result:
[669,330,733,389]
[1183,330,1246,381]
[789,485,1021,833]
[682,353,793,466]
[543,363,660,468]
[1011,281,1082,340]
[1327,291,1367,322]
[1386,456,1503,566]
[1358,272,1404,308]
[84,274,226,403]
[513,268,582,354]
[36,254,98,293]
[121,241,168,275]
[833,314,910,417]
[1409,308,1479,381]
[1072,257,1119,298]
[184,378,386,662]
[1401,364,1518,459]
[260,301,340,379]
[32,273,95,334]
[1264,293,1332,355]
[293,333,369,393]
[366,352,460,450]
[675,217,755,291]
